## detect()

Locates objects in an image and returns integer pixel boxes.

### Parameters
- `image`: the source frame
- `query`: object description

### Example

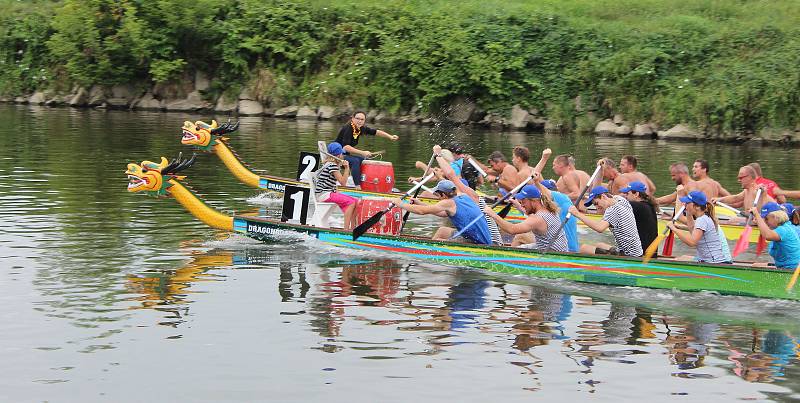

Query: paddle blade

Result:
[732,225,753,257]
[786,263,800,292]
[497,203,513,218]
[756,235,767,256]
[643,233,665,264]
[662,231,675,256]
[352,210,387,240]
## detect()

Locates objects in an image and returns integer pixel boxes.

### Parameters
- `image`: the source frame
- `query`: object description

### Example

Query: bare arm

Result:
[533,148,552,176]
[569,206,610,233]
[332,162,350,186]
[713,191,744,206]
[656,192,677,206]
[396,198,455,216]
[561,173,582,201]
[375,129,398,141]
[751,208,780,241]
[484,207,544,235]
[342,144,370,158]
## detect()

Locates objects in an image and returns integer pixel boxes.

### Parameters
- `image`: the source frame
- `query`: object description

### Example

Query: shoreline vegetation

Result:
[2,0,799,144]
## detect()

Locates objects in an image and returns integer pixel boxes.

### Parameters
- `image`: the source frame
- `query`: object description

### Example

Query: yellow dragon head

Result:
[126,153,196,196]
[181,119,239,150]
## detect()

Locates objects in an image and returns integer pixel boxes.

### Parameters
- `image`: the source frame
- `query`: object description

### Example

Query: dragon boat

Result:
[180,119,760,242]
[125,154,796,301]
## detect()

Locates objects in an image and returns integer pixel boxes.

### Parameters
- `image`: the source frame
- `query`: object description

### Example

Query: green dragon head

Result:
[181,119,240,151]
[126,153,196,196]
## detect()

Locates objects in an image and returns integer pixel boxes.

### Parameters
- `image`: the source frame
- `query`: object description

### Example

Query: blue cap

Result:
[432,179,456,194]
[761,202,783,218]
[515,185,542,200]
[541,179,557,190]
[782,203,795,216]
[460,178,469,187]
[619,181,647,194]
[679,190,707,206]
[327,142,343,156]
[584,186,609,207]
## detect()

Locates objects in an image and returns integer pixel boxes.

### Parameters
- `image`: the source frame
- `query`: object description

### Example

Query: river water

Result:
[2,104,800,402]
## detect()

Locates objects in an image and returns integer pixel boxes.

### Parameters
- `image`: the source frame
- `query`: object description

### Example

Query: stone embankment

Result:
[2,72,797,144]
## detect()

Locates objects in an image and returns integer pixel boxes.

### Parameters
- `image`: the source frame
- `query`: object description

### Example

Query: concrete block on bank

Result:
[237,100,263,116]
[657,124,701,140]
[296,106,317,119]
[28,91,46,105]
[614,124,632,136]
[133,93,163,110]
[317,105,337,119]
[69,88,89,106]
[509,105,529,129]
[632,123,655,137]
[594,119,617,136]
[215,96,238,113]
[274,105,298,118]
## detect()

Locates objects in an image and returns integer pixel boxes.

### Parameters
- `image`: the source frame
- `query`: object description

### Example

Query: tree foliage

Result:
[1,0,799,133]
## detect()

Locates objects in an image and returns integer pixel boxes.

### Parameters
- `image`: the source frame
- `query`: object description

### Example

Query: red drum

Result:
[355,198,403,235]
[360,160,395,193]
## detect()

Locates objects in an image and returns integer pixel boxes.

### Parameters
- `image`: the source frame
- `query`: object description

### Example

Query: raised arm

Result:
[533,148,552,175]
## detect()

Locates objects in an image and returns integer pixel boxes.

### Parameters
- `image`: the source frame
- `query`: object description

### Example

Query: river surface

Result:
[2,104,800,402]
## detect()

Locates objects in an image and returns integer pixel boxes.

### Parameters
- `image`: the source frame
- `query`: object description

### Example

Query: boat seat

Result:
[300,171,340,228]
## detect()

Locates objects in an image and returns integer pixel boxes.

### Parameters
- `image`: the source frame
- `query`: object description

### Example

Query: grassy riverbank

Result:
[2,0,799,135]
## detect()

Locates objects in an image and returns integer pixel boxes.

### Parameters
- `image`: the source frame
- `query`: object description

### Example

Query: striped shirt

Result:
[314,162,339,195]
[534,210,569,252]
[602,196,643,257]
[478,197,503,245]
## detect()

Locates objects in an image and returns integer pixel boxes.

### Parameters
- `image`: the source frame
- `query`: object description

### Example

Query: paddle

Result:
[732,188,764,257]
[643,205,686,264]
[466,157,488,178]
[714,200,743,217]
[543,164,604,253]
[411,180,434,193]
[786,262,800,291]
[399,152,437,233]
[447,173,534,241]
[756,234,767,256]
[352,172,435,241]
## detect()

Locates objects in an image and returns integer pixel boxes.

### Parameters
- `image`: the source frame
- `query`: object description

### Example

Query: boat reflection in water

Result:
[126,247,800,389]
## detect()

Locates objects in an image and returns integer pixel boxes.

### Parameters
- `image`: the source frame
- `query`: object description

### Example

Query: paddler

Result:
[619,181,659,256]
[568,185,643,257]
[391,177,493,245]
[551,154,590,204]
[540,179,579,252]
[619,155,657,195]
[664,190,730,264]
[711,165,775,221]
[483,173,569,251]
[692,159,731,199]
[334,111,399,188]
[314,142,359,229]
[594,158,655,196]
[657,162,732,207]
[747,162,786,203]
[749,202,800,269]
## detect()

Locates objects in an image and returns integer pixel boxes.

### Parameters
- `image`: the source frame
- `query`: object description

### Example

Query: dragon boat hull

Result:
[233,215,797,301]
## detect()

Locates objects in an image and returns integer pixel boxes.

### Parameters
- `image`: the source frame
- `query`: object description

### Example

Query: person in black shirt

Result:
[334,111,399,187]
[620,181,659,254]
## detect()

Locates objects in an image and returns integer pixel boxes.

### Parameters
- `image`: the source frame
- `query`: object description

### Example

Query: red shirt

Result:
[756,177,779,199]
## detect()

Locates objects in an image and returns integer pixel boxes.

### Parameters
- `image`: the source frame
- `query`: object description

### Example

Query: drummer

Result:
[334,111,399,188]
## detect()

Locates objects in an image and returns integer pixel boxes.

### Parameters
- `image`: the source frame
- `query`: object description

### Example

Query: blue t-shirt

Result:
[450,195,492,245]
[769,222,800,269]
[551,191,579,252]
[450,159,463,176]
